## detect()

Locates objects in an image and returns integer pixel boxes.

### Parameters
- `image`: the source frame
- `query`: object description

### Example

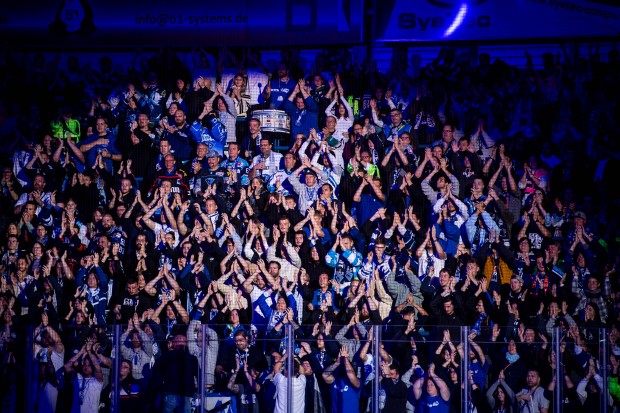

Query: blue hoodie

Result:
[190,117,227,156]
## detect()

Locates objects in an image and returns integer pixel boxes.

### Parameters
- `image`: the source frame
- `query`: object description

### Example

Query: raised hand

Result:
[492,323,500,340]
[451,139,459,153]
[325,320,333,335]
[438,155,447,168]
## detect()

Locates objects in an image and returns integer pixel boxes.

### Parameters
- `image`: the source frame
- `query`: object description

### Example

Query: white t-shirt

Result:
[74,374,103,413]
[35,382,58,413]
[50,349,65,373]
[273,371,306,413]
[33,344,65,373]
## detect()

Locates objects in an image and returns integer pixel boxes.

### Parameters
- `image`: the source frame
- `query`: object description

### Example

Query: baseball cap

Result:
[304,169,317,178]
[574,211,587,221]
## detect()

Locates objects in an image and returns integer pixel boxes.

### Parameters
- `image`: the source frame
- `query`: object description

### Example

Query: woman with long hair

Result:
[222,308,248,348]
[101,359,141,412]
[150,291,189,339]
[228,73,252,142]
[207,83,238,143]
[324,74,354,143]
[247,177,269,213]
[242,221,268,264]
[485,370,516,413]
[578,302,603,343]
[1,166,22,229]
[311,149,343,189]
[513,237,535,280]
[86,206,105,238]
[58,197,89,246]
[0,305,17,354]
[165,78,189,112]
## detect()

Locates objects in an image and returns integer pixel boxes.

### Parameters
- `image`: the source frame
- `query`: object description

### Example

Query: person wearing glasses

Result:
[215,329,266,392]
[432,123,457,157]
[382,108,412,143]
[249,138,283,182]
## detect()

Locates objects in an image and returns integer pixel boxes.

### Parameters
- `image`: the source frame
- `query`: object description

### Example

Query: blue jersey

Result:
[417,394,450,413]
[382,122,412,142]
[330,375,361,413]
[469,359,488,389]
[268,78,296,109]
[220,157,250,186]
[190,118,227,156]
[80,133,120,171]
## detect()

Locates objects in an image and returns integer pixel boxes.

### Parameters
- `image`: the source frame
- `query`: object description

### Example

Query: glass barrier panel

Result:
[20,321,615,413]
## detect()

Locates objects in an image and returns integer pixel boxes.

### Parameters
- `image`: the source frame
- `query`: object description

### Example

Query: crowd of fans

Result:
[0,45,619,413]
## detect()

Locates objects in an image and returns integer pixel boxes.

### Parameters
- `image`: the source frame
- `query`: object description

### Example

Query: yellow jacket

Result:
[483,256,512,288]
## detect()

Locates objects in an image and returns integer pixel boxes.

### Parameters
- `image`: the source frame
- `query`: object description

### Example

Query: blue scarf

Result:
[506,352,520,364]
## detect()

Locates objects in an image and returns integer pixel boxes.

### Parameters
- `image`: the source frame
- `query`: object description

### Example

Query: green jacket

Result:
[610,375,620,400]
[50,118,81,142]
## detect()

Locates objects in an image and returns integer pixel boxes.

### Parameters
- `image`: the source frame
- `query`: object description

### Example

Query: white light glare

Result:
[444,3,468,37]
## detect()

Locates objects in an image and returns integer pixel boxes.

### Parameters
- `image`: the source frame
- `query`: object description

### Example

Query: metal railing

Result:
[19,323,611,413]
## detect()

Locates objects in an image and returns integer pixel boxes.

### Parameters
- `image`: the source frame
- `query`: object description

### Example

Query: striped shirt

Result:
[250,151,283,180]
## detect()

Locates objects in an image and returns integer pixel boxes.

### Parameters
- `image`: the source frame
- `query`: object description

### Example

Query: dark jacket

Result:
[152,347,199,397]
